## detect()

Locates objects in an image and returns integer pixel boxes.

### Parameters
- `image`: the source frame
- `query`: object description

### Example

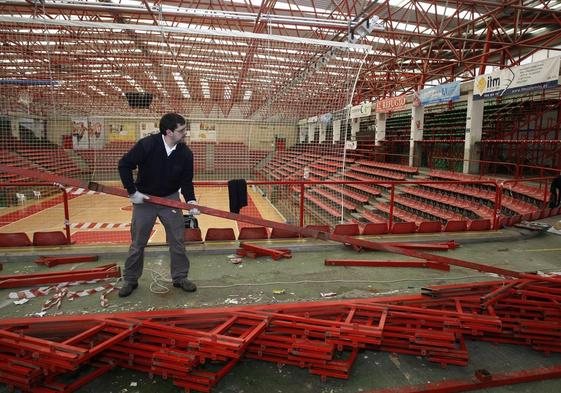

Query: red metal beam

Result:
[0,264,120,288]
[325,259,450,271]
[369,365,561,393]
[35,255,99,268]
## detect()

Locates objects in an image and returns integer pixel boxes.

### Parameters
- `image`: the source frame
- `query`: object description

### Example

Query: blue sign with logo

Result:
[419,81,461,106]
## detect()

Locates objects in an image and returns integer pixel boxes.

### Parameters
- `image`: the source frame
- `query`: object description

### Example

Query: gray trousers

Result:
[123,192,189,285]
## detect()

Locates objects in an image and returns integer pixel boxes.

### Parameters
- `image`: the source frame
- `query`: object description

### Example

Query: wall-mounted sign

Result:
[350,102,373,118]
[139,121,158,139]
[191,122,217,141]
[345,140,357,150]
[419,81,460,106]
[376,95,407,113]
[473,57,560,100]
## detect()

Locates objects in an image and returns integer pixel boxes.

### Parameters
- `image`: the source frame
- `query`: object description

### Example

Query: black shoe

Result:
[173,279,197,292]
[118,282,138,297]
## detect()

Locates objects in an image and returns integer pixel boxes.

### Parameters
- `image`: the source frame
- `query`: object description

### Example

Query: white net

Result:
[0,12,370,243]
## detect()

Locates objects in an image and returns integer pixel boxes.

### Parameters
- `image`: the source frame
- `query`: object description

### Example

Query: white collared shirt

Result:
[162,135,177,156]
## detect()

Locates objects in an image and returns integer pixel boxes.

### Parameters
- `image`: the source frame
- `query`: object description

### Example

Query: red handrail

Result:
[0,182,71,243]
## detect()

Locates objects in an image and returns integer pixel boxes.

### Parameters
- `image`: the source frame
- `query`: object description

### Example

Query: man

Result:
[549,175,561,208]
[118,113,199,297]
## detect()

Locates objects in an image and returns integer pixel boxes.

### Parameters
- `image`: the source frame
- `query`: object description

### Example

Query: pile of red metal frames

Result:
[35,255,99,268]
[1,277,561,392]
[0,264,120,289]
[236,242,292,260]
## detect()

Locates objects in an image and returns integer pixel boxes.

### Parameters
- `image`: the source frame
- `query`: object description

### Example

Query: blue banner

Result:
[419,81,461,106]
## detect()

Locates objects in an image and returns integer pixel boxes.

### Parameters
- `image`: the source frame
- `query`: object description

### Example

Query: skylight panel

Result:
[105,80,123,94]
[201,79,210,99]
[123,75,143,92]
[89,85,106,96]
[172,72,190,98]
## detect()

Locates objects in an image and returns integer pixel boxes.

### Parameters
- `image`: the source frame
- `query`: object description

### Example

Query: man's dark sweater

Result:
[118,133,196,202]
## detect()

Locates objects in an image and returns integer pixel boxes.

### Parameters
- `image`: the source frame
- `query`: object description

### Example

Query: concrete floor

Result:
[1,218,561,392]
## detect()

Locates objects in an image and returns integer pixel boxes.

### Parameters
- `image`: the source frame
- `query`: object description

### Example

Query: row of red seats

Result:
[0,231,68,247]
[356,159,419,175]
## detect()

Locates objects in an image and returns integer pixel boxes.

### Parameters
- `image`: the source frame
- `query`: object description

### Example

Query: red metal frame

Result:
[237,242,292,260]
[369,365,561,393]
[0,264,120,288]
[35,255,99,268]
[325,259,450,271]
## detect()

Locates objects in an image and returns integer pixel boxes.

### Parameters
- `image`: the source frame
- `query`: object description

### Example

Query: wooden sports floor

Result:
[0,185,285,244]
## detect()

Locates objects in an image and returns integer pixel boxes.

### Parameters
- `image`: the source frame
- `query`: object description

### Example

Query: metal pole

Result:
[62,187,71,244]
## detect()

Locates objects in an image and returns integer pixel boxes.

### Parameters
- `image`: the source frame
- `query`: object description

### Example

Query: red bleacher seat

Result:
[390,222,417,234]
[333,223,360,236]
[304,225,331,234]
[0,232,32,247]
[469,219,491,231]
[530,211,542,221]
[184,228,203,242]
[417,221,442,233]
[32,231,69,246]
[204,228,236,241]
[270,228,299,239]
[444,220,468,232]
[238,227,269,240]
[362,223,388,235]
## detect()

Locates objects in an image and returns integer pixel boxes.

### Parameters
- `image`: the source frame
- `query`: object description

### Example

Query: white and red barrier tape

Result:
[39,278,121,313]
[8,279,108,300]
[65,187,105,196]
[70,222,130,229]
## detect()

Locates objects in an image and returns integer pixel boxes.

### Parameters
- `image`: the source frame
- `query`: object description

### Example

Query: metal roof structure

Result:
[1,1,560,119]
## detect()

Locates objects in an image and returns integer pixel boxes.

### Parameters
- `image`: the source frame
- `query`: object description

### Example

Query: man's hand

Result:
[129,191,150,204]
[187,200,200,215]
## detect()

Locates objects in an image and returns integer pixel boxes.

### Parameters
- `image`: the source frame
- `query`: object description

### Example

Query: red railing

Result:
[1,175,556,239]
[194,178,501,228]
[0,182,71,243]
[430,156,561,180]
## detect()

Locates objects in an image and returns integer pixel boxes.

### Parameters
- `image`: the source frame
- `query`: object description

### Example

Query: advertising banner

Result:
[139,121,158,139]
[107,122,136,143]
[87,117,105,149]
[419,81,460,106]
[376,95,407,113]
[71,118,89,149]
[350,102,373,118]
[190,122,217,141]
[473,57,560,100]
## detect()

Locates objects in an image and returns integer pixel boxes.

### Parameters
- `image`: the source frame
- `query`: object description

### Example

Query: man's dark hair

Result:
[159,113,187,135]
